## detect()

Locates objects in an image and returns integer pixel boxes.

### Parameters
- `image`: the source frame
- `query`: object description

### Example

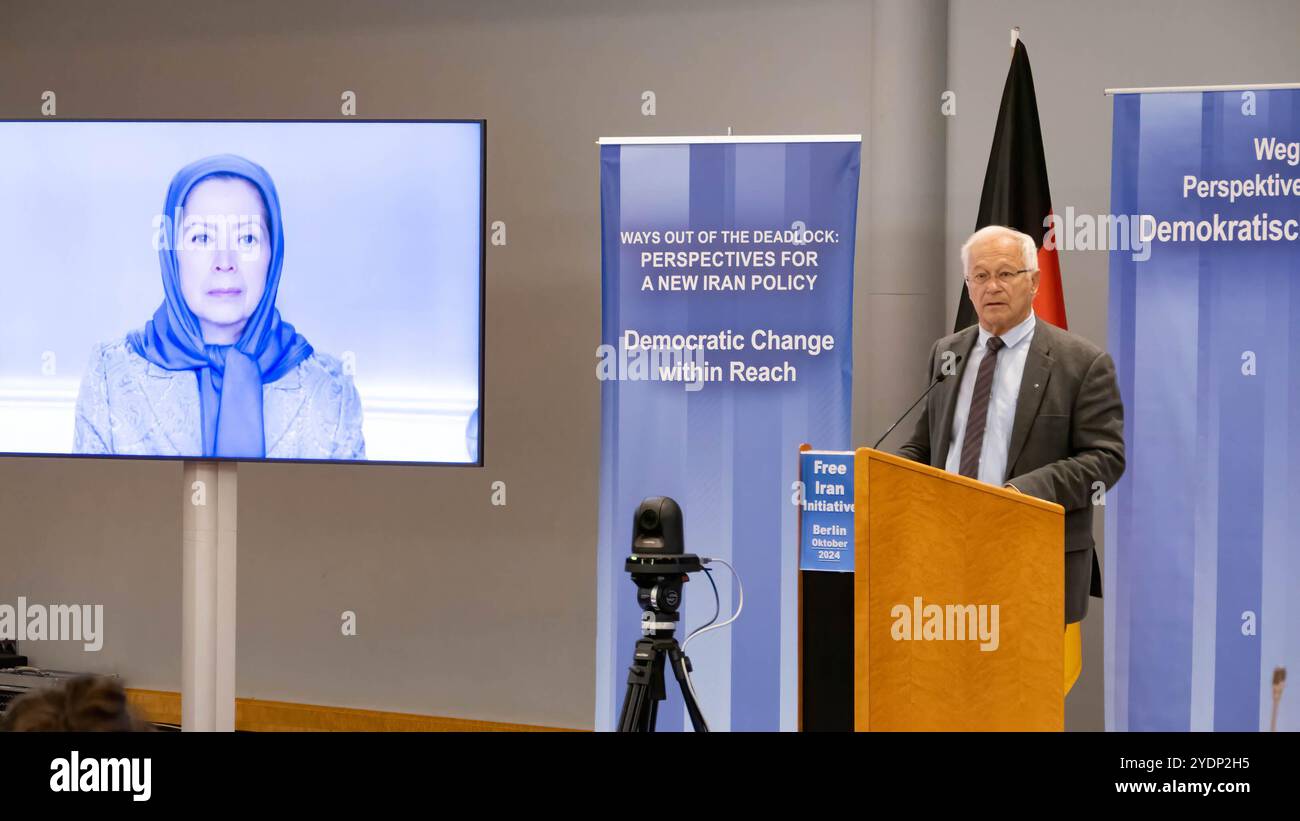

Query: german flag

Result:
[960,36,1085,694]
[955,38,1067,332]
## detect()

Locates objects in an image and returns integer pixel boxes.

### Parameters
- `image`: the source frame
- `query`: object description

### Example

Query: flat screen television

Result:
[0,119,484,465]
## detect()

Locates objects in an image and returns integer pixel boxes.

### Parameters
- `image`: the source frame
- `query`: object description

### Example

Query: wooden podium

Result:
[800,447,1064,731]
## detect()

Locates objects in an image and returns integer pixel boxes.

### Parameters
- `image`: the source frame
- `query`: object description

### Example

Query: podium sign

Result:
[799,450,855,573]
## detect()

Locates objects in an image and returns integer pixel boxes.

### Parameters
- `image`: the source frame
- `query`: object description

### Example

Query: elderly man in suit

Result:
[896,225,1125,626]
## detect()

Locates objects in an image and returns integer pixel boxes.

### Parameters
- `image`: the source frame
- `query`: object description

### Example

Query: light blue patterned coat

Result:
[73,338,366,460]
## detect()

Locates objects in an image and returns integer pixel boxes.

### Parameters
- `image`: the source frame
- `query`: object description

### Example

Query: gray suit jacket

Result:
[895,319,1125,624]
[73,338,366,460]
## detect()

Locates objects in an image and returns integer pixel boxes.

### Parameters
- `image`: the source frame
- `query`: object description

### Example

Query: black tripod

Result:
[617,612,708,732]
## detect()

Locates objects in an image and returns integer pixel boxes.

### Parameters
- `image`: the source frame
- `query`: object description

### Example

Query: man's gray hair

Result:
[960,225,1038,273]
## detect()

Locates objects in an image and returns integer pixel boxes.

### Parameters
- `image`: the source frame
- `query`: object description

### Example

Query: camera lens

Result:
[639,507,659,531]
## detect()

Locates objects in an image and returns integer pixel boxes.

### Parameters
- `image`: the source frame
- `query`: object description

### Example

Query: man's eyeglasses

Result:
[965,268,1037,286]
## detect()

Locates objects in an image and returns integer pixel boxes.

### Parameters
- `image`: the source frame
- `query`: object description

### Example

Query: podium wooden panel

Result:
[852,447,1063,730]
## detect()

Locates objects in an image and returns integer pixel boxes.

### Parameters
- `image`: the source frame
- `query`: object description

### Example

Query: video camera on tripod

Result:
[617,496,742,733]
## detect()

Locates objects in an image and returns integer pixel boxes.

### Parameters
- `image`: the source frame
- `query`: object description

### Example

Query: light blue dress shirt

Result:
[944,311,1037,485]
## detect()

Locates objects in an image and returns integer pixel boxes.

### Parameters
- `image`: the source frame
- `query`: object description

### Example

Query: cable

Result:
[683,565,721,648]
[682,557,743,652]
[668,558,743,732]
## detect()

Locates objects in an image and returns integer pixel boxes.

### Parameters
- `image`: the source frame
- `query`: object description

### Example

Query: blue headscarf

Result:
[129,154,313,458]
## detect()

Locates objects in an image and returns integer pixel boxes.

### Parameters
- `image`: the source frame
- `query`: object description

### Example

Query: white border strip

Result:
[597,134,862,145]
[1105,82,1300,95]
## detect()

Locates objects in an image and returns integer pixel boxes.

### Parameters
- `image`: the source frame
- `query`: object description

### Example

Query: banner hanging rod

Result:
[1105,82,1300,95]
[596,134,862,145]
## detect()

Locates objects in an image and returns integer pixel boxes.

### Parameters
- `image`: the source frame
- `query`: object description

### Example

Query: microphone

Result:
[872,354,963,449]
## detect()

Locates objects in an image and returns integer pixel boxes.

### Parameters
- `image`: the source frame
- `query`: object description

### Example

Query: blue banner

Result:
[1108,89,1300,731]
[596,138,861,731]
[799,451,855,573]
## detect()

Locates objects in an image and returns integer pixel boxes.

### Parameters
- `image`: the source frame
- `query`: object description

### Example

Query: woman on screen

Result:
[73,154,366,460]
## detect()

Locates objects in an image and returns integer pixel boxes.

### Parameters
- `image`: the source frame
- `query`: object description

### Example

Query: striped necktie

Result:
[958,335,1005,479]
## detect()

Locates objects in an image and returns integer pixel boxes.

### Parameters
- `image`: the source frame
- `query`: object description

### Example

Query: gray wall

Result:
[3,0,1296,731]
[0,0,873,730]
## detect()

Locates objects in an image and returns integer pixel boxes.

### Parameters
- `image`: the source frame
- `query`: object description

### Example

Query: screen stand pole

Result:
[181,460,237,731]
